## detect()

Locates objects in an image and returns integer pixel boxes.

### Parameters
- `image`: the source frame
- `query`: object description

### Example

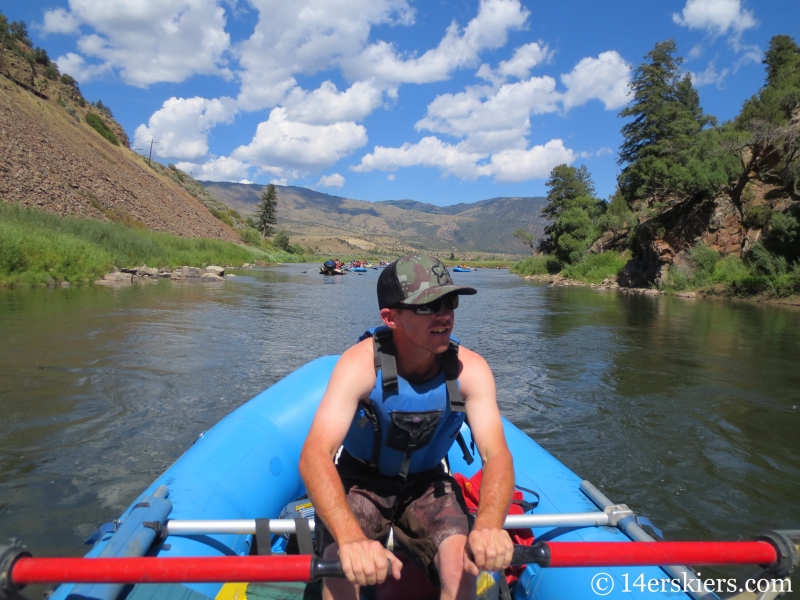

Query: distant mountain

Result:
[200,182,548,256]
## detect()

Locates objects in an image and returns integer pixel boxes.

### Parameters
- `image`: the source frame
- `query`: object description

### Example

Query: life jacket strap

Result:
[442,340,465,413]
[372,327,398,392]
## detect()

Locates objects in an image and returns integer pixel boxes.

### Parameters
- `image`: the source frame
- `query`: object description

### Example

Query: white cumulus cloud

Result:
[235,0,415,111]
[48,0,232,86]
[318,173,346,188]
[689,61,730,87]
[561,51,631,110]
[55,52,112,83]
[352,136,574,183]
[231,108,368,178]
[176,156,251,181]
[134,96,237,160]
[672,0,757,38]
[477,42,552,84]
[39,8,81,35]
[343,0,529,86]
[488,140,576,182]
[282,81,384,125]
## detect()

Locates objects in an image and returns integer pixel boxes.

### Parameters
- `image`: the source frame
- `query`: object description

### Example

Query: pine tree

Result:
[617,40,723,205]
[540,164,604,263]
[256,184,278,238]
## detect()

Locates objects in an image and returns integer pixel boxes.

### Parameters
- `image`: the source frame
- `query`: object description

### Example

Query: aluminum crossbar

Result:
[165,511,618,536]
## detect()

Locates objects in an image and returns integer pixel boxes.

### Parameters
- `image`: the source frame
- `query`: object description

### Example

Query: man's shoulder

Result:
[457,345,488,367]
[338,337,375,368]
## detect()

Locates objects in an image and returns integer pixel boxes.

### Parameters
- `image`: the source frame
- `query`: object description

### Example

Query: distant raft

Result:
[319,260,344,275]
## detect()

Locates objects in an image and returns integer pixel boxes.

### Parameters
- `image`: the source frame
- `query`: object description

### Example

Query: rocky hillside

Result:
[202,181,547,256]
[0,31,239,243]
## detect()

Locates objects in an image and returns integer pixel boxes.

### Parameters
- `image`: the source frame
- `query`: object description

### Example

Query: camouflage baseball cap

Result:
[377,254,477,309]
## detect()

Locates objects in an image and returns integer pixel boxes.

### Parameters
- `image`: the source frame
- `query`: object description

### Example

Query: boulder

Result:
[158,271,172,278]
[103,272,133,282]
[170,271,185,280]
[137,266,159,277]
[186,267,204,277]
[200,273,224,282]
[206,266,225,276]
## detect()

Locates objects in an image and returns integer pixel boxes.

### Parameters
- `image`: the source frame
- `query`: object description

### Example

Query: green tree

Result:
[541,164,595,220]
[256,184,278,237]
[8,21,32,47]
[33,46,49,65]
[540,165,605,263]
[617,40,730,204]
[513,229,536,254]
[94,99,113,118]
[599,188,634,236]
[273,230,291,252]
[737,35,800,126]
[730,36,800,196]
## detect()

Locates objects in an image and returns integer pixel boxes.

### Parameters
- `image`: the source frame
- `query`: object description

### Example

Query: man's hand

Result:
[338,538,403,586]
[463,528,515,576]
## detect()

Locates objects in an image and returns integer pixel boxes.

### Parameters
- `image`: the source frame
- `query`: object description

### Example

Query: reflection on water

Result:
[1,266,799,586]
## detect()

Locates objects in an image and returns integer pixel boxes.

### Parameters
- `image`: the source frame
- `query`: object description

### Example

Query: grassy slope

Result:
[0,203,307,287]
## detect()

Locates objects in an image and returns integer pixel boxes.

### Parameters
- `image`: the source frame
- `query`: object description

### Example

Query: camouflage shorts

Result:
[314,450,470,580]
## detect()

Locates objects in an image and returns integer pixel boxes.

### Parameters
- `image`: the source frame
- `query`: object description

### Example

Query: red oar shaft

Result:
[11,556,317,585]
[546,541,777,567]
[6,541,780,586]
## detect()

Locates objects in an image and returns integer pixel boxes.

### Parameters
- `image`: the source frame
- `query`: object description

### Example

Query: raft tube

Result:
[52,357,700,600]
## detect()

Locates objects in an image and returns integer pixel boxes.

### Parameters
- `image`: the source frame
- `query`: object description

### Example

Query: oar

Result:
[2,532,796,589]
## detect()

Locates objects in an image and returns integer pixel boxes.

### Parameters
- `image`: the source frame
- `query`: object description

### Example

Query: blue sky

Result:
[2,0,797,205]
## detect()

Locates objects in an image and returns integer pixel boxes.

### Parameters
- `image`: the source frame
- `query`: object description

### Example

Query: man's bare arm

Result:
[298,341,402,586]
[459,347,515,575]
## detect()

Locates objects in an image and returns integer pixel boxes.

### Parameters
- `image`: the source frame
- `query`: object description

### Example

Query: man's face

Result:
[384,301,455,356]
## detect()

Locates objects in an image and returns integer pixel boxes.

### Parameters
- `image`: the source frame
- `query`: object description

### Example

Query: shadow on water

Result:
[1,266,799,590]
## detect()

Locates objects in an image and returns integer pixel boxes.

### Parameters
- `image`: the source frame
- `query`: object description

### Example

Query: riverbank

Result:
[511,250,800,302]
[0,202,310,287]
[522,272,800,307]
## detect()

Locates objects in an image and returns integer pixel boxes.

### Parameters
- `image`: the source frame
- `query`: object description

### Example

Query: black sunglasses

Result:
[395,294,459,315]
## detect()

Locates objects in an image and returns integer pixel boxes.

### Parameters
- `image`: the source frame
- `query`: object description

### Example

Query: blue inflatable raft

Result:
[452,267,471,272]
[51,357,705,600]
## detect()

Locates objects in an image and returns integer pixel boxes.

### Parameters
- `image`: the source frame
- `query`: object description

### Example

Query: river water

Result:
[1,265,799,589]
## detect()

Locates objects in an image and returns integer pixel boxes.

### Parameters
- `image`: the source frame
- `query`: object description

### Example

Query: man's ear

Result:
[380,307,397,328]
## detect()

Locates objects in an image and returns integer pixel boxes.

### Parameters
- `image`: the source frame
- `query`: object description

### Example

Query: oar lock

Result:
[0,545,30,598]
[758,529,800,578]
[603,504,634,526]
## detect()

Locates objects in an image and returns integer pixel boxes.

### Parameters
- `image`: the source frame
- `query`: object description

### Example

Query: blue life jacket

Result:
[342,326,474,478]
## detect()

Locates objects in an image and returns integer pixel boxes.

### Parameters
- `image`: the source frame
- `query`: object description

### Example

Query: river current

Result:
[1,265,799,588]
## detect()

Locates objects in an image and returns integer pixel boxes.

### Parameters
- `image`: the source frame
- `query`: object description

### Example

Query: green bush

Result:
[273,230,291,252]
[85,113,119,146]
[510,255,560,276]
[561,251,629,284]
[688,243,720,286]
[239,227,261,246]
[60,74,77,87]
[210,209,233,227]
[42,64,59,80]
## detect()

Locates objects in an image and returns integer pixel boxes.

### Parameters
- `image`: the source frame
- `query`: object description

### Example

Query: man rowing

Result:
[300,254,515,600]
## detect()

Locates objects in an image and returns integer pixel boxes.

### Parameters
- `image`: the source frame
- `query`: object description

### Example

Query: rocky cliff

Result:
[615,110,800,287]
[0,37,239,243]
